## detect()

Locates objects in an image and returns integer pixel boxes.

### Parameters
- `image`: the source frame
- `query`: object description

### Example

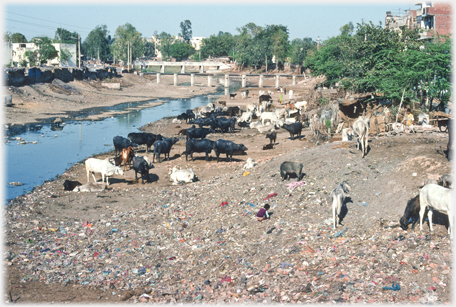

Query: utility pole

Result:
[78,34,81,69]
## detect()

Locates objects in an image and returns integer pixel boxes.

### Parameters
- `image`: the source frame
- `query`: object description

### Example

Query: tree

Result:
[289,37,316,73]
[82,25,112,61]
[54,28,78,44]
[200,32,235,59]
[4,31,11,42]
[24,50,39,66]
[11,33,28,43]
[180,20,192,44]
[31,36,58,65]
[169,42,195,61]
[59,48,72,66]
[156,32,175,59]
[110,23,145,64]
[266,25,289,71]
[143,40,155,57]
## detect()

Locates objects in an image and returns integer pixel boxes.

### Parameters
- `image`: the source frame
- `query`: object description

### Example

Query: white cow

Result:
[85,158,124,187]
[295,100,308,112]
[352,117,370,158]
[249,121,263,129]
[238,111,254,123]
[257,123,276,133]
[260,112,279,126]
[73,182,106,192]
[274,108,288,120]
[169,166,197,185]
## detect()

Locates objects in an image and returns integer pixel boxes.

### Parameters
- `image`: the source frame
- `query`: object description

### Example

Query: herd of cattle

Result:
[61,93,453,239]
[61,92,316,192]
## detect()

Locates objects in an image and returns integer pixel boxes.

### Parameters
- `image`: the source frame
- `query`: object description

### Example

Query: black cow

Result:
[280,162,304,181]
[186,127,215,141]
[153,137,179,163]
[238,121,250,128]
[266,131,277,144]
[259,94,272,104]
[113,136,132,157]
[213,139,248,162]
[229,93,237,99]
[227,106,241,117]
[282,122,303,139]
[128,132,162,153]
[213,117,236,134]
[185,138,215,161]
[131,156,153,184]
[190,116,216,128]
[177,112,190,123]
[63,180,82,191]
[399,195,421,230]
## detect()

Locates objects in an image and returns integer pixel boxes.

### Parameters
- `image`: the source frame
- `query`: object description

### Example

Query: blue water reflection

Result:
[4,93,228,202]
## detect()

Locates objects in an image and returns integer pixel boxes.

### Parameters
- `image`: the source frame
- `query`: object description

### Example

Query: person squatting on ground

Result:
[403,108,414,128]
[257,204,270,221]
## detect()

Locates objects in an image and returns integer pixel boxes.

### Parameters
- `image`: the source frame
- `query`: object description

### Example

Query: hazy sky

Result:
[3,1,416,43]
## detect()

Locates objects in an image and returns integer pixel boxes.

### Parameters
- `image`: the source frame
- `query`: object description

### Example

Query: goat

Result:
[352,116,370,158]
[266,131,277,144]
[400,195,421,230]
[419,184,453,238]
[331,181,351,229]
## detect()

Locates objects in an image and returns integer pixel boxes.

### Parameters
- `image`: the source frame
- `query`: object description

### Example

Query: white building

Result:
[10,43,77,68]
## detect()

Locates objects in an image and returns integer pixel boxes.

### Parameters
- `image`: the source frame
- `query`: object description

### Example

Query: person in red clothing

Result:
[256,204,270,221]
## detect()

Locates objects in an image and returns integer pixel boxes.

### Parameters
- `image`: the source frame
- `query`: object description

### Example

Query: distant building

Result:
[10,43,77,67]
[149,35,205,60]
[385,2,452,40]
[3,41,12,66]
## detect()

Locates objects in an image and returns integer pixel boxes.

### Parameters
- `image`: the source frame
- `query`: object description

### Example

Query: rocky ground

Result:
[2,71,454,304]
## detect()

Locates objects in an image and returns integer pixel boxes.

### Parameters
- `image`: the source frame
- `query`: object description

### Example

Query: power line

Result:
[5,18,91,38]
[6,11,92,31]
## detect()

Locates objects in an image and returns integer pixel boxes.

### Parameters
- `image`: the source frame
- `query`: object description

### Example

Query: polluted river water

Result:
[4,88,236,202]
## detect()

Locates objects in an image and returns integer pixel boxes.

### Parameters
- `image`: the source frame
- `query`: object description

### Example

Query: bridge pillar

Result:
[292,75,296,86]
[191,73,195,87]
[181,65,186,73]
[174,73,178,86]
[259,74,264,88]
[199,65,204,73]
[208,75,212,87]
[224,74,230,88]
[160,65,165,73]
[275,74,280,88]
[242,74,246,88]
[225,87,229,96]
[156,73,161,84]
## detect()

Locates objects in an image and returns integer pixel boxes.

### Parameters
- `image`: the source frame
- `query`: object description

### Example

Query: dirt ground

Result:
[2,71,454,304]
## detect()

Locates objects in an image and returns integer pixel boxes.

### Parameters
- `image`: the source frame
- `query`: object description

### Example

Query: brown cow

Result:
[121,146,135,171]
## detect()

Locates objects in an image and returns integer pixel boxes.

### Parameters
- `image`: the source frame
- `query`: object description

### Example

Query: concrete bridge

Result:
[134,60,231,73]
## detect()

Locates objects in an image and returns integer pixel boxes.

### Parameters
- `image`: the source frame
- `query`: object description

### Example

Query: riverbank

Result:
[3,72,453,304]
[3,73,219,126]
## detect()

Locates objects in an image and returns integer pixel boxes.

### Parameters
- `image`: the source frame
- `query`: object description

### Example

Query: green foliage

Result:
[306,20,451,107]
[111,23,145,63]
[11,33,28,43]
[82,25,112,62]
[143,41,155,57]
[54,28,78,44]
[4,31,11,42]
[155,32,175,59]
[319,97,329,105]
[31,36,58,64]
[169,42,195,61]
[288,37,316,70]
[20,59,28,67]
[24,50,38,66]
[179,20,192,44]
[59,48,72,65]
[324,118,332,131]
[200,32,235,59]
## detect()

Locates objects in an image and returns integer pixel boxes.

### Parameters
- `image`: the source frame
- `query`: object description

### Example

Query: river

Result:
[4,87,236,203]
